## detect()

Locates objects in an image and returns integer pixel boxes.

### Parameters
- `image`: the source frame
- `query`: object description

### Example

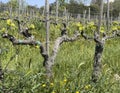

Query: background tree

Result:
[112,0,120,18]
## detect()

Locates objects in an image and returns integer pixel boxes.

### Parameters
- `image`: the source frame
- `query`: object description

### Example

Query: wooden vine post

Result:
[107,0,110,32]
[18,0,20,20]
[88,8,91,22]
[119,13,120,22]
[45,0,50,55]
[83,10,86,25]
[56,0,59,23]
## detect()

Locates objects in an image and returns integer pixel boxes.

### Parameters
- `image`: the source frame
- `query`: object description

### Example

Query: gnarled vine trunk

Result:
[43,32,80,78]
[92,41,104,82]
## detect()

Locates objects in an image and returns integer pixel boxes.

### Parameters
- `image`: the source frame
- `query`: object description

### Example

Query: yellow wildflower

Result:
[11,23,16,27]
[63,78,67,83]
[66,88,69,91]
[51,91,55,93]
[100,26,105,33]
[84,84,91,90]
[112,26,118,31]
[35,45,39,49]
[76,22,81,27]
[29,24,35,29]
[42,84,46,87]
[1,28,6,32]
[7,19,12,25]
[50,83,54,86]
[76,22,84,31]
[79,26,84,31]
[112,21,119,25]
[76,91,80,93]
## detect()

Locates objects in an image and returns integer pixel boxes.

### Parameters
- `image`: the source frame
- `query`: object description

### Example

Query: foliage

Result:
[0,7,120,93]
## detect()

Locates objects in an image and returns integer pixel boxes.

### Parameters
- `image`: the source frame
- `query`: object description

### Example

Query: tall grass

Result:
[0,37,120,93]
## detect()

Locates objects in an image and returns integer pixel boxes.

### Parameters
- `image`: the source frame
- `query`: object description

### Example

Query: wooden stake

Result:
[45,0,50,55]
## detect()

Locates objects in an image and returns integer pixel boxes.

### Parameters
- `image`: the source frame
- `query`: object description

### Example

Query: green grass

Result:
[0,37,120,93]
